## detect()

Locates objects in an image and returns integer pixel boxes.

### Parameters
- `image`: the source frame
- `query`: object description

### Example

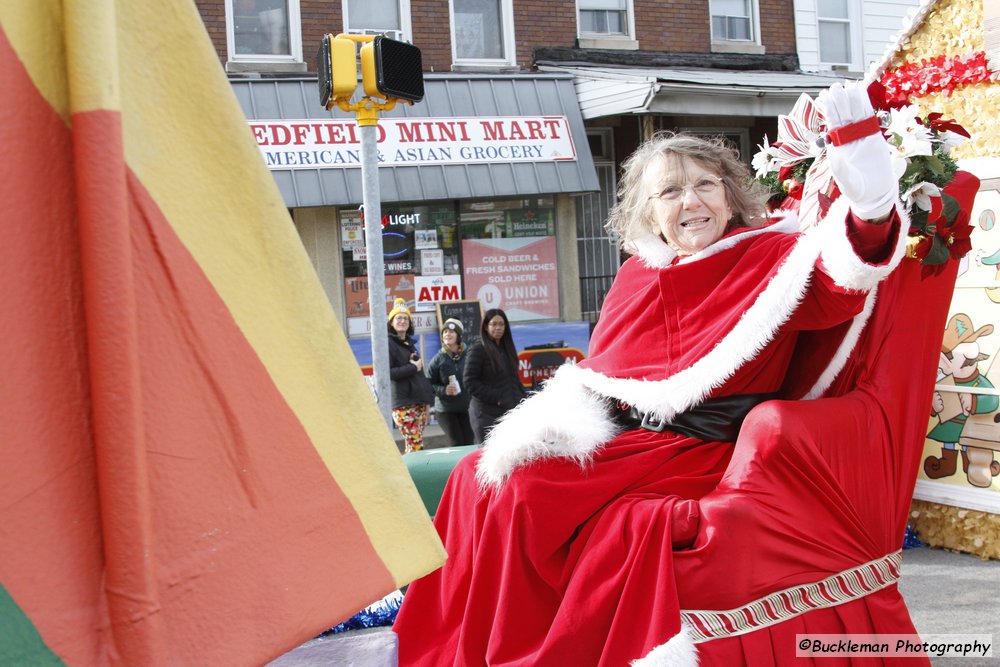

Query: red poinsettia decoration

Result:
[923,112,971,138]
[907,193,974,276]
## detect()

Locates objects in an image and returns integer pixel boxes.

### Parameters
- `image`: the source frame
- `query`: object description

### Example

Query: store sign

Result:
[348,311,437,337]
[249,116,577,170]
[462,236,559,321]
[344,274,414,319]
[414,275,462,312]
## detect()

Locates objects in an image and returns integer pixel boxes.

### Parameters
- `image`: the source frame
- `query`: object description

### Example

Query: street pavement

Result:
[270,545,998,666]
[898,546,998,665]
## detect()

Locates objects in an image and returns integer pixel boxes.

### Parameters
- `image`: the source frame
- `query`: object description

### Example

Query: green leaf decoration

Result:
[941,193,961,225]
[924,233,951,265]
[924,155,945,177]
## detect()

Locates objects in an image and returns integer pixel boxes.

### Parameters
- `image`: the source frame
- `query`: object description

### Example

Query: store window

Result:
[450,0,516,66]
[710,0,755,42]
[342,203,460,337]
[344,0,411,42]
[227,0,302,62]
[341,197,559,336]
[459,197,559,323]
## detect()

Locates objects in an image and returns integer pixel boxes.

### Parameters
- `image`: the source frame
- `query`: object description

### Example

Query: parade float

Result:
[872,0,1000,558]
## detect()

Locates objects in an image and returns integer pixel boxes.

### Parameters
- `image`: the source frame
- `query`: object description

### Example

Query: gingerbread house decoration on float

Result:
[868,0,1000,558]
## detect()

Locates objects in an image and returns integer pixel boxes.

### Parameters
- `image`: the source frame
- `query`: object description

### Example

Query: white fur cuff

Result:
[817,196,909,292]
[475,367,621,488]
[631,625,699,667]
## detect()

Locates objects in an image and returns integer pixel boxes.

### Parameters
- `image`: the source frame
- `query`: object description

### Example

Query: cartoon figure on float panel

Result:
[925,314,999,487]
[919,167,1000,497]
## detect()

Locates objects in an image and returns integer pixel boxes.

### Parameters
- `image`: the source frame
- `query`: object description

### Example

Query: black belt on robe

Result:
[608,393,778,443]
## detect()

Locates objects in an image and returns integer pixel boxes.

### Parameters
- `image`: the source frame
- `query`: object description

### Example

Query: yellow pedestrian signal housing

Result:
[360,35,424,103]
[317,33,359,109]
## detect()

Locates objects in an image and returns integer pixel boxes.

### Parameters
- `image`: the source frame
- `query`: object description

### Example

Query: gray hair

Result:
[606,133,769,253]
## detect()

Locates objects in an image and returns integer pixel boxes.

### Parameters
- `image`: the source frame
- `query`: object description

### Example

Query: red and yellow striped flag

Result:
[0,1,444,664]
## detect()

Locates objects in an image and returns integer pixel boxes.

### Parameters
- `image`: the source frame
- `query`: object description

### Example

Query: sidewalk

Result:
[271,546,999,666]
[391,421,454,452]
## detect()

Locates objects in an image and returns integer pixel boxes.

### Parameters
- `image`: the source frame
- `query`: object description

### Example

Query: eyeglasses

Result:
[649,175,724,203]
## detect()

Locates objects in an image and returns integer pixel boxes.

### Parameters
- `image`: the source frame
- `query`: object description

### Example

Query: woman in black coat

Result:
[387,299,434,453]
[463,308,527,444]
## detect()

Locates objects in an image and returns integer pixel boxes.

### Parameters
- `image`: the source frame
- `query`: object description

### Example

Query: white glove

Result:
[817,81,897,220]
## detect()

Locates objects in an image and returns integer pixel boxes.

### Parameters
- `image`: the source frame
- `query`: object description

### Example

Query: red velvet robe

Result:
[394,176,978,666]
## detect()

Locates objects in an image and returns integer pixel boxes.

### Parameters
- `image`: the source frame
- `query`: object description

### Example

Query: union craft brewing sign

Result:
[249,116,577,170]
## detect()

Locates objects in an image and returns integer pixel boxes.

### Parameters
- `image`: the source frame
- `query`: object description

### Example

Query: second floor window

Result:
[452,0,513,63]
[817,0,852,65]
[578,0,627,35]
[344,0,409,41]
[228,0,301,61]
[711,0,753,41]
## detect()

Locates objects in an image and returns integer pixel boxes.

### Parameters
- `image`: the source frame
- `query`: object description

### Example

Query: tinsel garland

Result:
[902,522,924,550]
[322,590,404,636]
[880,51,999,105]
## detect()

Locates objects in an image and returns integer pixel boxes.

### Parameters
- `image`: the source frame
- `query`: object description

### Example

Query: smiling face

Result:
[645,154,733,256]
[391,313,411,338]
[442,328,459,349]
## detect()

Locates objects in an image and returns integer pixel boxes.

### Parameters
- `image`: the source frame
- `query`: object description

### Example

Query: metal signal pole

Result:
[319,32,423,429]
[358,104,392,426]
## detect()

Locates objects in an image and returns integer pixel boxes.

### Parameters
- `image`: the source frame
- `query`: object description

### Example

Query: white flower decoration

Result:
[751,136,780,178]
[887,105,934,158]
[902,181,942,212]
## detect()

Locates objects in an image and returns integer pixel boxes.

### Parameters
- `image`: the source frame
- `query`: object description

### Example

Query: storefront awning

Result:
[536,64,854,119]
[232,72,600,208]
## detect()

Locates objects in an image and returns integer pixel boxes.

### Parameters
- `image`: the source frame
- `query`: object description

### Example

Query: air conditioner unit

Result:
[345,28,406,43]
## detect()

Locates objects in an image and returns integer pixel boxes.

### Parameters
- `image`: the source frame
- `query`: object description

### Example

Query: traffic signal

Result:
[360,35,424,103]
[317,33,358,109]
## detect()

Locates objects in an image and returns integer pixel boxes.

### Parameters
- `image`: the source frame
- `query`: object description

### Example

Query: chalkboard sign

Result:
[436,300,483,342]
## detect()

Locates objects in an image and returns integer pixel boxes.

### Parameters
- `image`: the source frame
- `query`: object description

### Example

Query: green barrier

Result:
[403,445,480,518]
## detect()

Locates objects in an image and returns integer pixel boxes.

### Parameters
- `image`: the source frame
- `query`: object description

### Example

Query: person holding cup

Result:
[426,318,474,446]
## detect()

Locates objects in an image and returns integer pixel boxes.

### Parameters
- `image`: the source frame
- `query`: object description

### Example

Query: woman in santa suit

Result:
[394,82,928,666]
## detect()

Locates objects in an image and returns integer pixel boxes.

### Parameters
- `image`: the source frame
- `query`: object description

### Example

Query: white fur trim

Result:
[679,213,799,264]
[477,227,823,485]
[802,286,879,400]
[476,229,822,485]
[631,233,678,269]
[817,197,909,292]
[631,213,799,269]
[478,205,904,482]
[567,226,824,421]
[476,369,621,488]
[631,624,699,667]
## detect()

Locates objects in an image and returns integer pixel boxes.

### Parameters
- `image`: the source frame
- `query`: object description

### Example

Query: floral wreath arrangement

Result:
[752,79,972,269]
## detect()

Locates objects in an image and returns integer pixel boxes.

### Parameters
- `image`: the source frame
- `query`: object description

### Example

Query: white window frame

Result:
[709,0,762,45]
[343,0,413,43]
[449,0,517,68]
[816,0,861,69]
[576,0,636,39]
[225,0,302,64]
